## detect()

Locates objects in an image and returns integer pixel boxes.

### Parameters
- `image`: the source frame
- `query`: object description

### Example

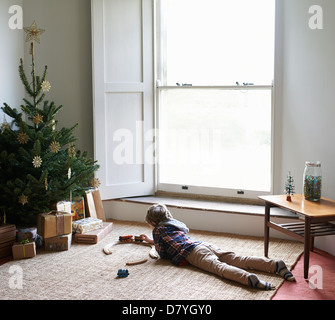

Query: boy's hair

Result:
[146,204,173,225]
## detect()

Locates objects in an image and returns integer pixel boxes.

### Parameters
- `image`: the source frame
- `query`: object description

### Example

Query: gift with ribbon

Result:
[12,239,36,260]
[37,211,72,239]
[44,234,72,251]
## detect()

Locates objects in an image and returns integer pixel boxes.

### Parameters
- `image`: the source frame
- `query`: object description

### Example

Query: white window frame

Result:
[154,0,276,200]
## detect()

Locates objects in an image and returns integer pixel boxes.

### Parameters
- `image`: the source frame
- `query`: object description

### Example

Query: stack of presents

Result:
[0,190,113,260]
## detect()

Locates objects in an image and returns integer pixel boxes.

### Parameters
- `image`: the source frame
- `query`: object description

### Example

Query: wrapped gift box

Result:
[0,224,16,241]
[0,242,14,259]
[44,234,72,251]
[85,190,106,221]
[37,211,72,239]
[56,201,72,214]
[16,227,37,242]
[72,217,103,234]
[12,241,36,260]
[85,191,97,218]
[92,190,106,221]
[74,222,113,244]
[0,224,16,258]
[71,197,85,221]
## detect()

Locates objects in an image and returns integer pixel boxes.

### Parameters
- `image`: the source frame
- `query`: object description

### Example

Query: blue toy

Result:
[117,269,129,278]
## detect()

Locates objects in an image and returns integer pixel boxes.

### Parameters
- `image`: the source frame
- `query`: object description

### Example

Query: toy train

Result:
[117,269,129,278]
[119,235,143,243]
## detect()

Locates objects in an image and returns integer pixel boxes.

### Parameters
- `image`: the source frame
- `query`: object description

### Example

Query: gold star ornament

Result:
[90,177,101,189]
[1,116,10,133]
[49,141,61,153]
[41,81,51,92]
[68,145,76,158]
[32,156,42,168]
[17,132,29,144]
[23,21,45,44]
[33,114,43,125]
[18,194,28,206]
[1,122,10,133]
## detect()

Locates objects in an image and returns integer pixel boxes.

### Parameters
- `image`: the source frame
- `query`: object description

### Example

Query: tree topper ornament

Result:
[23,20,45,44]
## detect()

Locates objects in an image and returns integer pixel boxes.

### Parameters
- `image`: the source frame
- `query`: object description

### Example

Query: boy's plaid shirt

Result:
[152,225,201,265]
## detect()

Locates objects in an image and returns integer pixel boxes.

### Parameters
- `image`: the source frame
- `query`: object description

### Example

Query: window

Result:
[156,0,275,198]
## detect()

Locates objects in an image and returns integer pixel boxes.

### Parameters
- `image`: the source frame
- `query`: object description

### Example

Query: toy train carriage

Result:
[134,235,143,242]
[117,269,129,278]
[119,235,133,242]
[119,235,143,242]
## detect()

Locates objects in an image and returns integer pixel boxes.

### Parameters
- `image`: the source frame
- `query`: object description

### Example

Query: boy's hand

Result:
[140,234,154,244]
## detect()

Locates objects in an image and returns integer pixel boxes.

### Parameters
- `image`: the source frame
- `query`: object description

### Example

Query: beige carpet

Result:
[0,220,304,300]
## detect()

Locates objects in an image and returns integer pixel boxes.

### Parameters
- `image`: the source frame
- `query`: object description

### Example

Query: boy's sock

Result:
[248,274,275,290]
[275,260,296,282]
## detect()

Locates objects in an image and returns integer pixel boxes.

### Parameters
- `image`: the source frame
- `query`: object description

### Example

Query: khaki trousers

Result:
[185,243,277,286]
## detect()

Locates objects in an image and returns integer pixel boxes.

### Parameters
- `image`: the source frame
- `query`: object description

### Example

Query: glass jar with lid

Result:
[303,161,322,201]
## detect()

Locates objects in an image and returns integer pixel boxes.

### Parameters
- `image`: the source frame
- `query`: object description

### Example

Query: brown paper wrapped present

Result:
[37,211,72,239]
[74,222,113,244]
[44,234,72,251]
[12,240,36,260]
[0,224,16,258]
[92,190,106,221]
[84,190,106,221]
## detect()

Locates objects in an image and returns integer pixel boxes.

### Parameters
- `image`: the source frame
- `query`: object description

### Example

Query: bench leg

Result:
[304,217,311,279]
[264,202,271,257]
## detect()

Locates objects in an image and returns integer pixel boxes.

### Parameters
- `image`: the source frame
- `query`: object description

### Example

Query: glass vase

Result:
[303,161,322,201]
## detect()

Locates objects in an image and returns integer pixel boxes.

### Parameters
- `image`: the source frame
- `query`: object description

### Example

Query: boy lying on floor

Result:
[140,204,295,290]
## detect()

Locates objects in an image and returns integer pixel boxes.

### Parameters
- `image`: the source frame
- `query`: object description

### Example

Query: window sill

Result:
[117,195,299,219]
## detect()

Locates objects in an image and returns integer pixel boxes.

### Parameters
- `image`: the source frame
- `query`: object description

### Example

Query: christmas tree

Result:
[284,171,295,201]
[0,21,99,226]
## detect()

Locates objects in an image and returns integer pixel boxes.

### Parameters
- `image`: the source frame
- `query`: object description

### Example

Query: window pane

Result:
[158,89,272,192]
[161,0,275,86]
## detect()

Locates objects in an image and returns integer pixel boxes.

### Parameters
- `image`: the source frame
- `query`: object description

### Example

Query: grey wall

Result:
[275,0,335,198]
[0,0,24,122]
[22,0,93,157]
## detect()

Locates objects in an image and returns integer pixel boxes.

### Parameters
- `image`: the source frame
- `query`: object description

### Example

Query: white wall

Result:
[0,0,24,121]
[274,0,335,254]
[275,0,335,197]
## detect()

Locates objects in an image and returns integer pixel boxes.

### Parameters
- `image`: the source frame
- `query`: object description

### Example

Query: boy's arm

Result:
[140,234,154,244]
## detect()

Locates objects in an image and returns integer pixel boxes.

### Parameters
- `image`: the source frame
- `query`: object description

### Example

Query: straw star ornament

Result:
[18,194,28,206]
[23,21,45,44]
[33,114,43,125]
[32,156,42,168]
